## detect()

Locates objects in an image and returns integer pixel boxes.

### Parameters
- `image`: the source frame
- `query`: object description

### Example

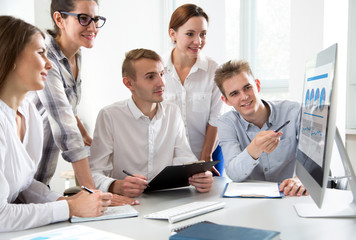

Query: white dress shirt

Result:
[164,52,224,159]
[0,98,69,232]
[89,98,198,192]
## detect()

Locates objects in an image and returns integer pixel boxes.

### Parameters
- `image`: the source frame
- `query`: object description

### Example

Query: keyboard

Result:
[143,201,225,223]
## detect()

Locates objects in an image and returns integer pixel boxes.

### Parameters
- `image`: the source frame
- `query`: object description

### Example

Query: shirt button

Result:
[253,163,256,166]
[264,168,268,172]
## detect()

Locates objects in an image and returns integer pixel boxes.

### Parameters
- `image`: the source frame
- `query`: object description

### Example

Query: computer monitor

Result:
[294,43,356,217]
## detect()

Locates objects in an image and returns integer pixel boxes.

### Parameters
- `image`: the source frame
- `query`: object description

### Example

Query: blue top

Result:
[217,100,301,182]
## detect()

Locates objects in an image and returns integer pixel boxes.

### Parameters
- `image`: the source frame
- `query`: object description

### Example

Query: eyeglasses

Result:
[60,11,106,28]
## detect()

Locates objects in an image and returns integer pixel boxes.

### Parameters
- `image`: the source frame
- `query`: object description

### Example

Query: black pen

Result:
[81,185,94,194]
[123,170,134,177]
[275,120,290,132]
[123,170,150,187]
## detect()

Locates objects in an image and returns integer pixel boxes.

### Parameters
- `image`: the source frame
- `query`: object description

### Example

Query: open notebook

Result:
[223,182,283,198]
[70,205,138,223]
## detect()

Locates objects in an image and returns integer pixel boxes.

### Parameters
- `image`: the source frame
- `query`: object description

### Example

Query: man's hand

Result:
[109,175,148,198]
[279,176,309,196]
[248,130,282,159]
[189,171,213,193]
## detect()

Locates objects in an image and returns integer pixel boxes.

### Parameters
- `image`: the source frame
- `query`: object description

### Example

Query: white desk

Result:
[2,177,356,240]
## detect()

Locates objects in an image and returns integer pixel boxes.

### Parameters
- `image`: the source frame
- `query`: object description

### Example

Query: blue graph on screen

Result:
[301,120,323,142]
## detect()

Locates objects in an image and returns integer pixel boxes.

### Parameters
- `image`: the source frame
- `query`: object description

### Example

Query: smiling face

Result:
[57,0,100,49]
[221,72,264,121]
[170,16,208,59]
[12,32,52,92]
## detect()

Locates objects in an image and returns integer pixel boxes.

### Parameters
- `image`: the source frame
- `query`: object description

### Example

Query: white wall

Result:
[78,0,167,134]
[0,0,35,23]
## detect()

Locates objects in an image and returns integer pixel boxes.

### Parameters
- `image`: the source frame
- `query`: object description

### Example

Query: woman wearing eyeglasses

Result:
[30,0,136,206]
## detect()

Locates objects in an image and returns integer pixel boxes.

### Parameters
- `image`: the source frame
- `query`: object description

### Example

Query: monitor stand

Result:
[294,127,356,217]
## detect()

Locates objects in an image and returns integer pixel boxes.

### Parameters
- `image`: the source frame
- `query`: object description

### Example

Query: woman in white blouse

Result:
[0,16,111,232]
[164,4,224,175]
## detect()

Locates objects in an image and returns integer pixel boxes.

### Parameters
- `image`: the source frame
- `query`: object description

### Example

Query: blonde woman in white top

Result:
[164,4,224,175]
[0,16,111,232]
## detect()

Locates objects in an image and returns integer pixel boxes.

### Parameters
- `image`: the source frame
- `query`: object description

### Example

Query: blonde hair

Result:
[214,60,254,97]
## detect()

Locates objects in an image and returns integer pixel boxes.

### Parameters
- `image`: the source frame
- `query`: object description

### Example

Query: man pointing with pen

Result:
[88,49,213,198]
[215,60,308,197]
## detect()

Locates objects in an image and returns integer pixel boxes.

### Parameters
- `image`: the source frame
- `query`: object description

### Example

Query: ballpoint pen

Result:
[81,185,94,194]
[123,170,150,187]
[275,120,290,132]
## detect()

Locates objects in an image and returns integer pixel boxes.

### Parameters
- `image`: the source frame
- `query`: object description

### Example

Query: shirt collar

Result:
[234,99,276,130]
[0,99,16,124]
[127,97,165,120]
[0,99,29,128]
[264,100,278,128]
[234,110,251,131]
[45,34,82,61]
[165,49,209,74]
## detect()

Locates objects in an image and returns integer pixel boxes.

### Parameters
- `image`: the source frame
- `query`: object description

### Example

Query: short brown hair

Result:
[122,48,162,80]
[0,16,44,91]
[169,4,209,32]
[214,60,255,97]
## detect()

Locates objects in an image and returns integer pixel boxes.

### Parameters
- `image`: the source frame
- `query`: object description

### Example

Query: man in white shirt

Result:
[89,49,213,198]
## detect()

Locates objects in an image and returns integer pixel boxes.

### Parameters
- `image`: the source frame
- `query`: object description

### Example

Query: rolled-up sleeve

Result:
[208,82,224,127]
[37,64,89,163]
[208,62,224,127]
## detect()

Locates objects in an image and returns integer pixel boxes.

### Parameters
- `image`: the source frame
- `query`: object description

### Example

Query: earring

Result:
[13,64,16,70]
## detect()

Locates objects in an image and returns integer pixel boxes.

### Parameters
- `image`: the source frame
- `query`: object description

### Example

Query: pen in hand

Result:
[122,170,150,187]
[81,185,94,194]
[275,120,290,132]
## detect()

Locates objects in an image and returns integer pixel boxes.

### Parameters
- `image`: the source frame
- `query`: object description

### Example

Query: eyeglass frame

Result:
[59,11,106,28]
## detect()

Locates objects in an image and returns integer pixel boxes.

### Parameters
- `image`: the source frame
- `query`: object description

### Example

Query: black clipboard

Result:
[144,160,220,192]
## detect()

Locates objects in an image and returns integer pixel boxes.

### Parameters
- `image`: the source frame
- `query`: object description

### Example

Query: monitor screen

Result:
[295,43,337,208]
[295,44,356,218]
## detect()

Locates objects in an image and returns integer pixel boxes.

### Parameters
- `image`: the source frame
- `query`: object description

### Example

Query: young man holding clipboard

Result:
[215,60,308,197]
[89,49,213,198]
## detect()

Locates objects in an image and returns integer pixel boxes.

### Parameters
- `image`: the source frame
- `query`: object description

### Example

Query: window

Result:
[225,0,291,100]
